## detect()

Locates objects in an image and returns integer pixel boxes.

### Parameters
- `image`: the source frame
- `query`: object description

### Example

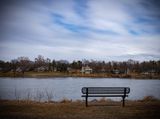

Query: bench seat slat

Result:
[82,92,128,94]
[82,95,128,97]
[82,87,130,94]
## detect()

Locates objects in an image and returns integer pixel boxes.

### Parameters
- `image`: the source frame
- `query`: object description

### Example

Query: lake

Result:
[0,77,160,101]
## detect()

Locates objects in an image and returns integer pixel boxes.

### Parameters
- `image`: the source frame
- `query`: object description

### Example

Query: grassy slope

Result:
[0,99,160,119]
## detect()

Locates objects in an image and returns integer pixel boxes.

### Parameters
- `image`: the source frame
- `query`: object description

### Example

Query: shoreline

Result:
[0,72,160,79]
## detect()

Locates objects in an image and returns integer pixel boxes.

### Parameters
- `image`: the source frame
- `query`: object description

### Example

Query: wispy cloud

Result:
[0,0,160,61]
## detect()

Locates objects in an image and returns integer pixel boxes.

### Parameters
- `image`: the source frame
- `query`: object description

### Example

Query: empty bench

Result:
[81,87,130,107]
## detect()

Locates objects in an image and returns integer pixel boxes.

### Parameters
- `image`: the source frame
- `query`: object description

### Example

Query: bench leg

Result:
[85,96,88,107]
[122,97,125,107]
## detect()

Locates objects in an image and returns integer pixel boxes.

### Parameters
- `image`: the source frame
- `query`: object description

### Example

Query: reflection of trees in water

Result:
[14,88,54,102]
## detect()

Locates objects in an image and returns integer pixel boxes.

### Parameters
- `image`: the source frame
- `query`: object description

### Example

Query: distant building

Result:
[149,70,156,74]
[126,68,130,74]
[16,67,22,72]
[67,67,81,73]
[141,72,149,75]
[101,68,106,73]
[81,66,92,74]
[141,70,156,75]
[112,69,120,74]
[35,66,48,72]
[53,67,57,72]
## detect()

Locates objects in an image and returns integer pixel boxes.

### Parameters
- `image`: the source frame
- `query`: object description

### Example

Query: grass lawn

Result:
[0,98,160,119]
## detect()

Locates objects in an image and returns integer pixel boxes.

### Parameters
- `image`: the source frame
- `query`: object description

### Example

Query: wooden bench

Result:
[81,87,130,107]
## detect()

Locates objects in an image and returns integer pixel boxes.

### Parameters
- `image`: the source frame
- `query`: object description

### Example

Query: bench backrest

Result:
[82,87,130,94]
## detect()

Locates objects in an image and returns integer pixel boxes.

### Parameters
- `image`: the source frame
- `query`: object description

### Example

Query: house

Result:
[149,70,156,74]
[101,68,106,73]
[67,68,81,73]
[112,69,120,74]
[35,66,48,72]
[81,66,92,74]
[125,68,130,74]
[141,70,156,75]
[53,67,57,72]
[16,67,22,72]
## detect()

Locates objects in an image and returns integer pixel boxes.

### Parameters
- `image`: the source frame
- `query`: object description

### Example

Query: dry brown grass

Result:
[0,98,160,119]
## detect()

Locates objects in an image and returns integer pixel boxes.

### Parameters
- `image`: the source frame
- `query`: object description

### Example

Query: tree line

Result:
[0,55,160,75]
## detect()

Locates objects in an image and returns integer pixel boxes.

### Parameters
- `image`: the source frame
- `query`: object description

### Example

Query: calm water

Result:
[0,77,160,101]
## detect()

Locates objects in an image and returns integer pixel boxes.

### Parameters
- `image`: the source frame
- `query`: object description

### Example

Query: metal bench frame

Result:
[81,87,130,107]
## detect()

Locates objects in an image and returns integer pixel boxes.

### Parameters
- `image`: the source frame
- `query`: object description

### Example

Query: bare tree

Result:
[17,56,31,76]
[35,55,45,67]
[45,58,51,71]
[11,59,18,77]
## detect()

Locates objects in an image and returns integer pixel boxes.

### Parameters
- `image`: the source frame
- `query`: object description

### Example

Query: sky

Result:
[0,0,160,62]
